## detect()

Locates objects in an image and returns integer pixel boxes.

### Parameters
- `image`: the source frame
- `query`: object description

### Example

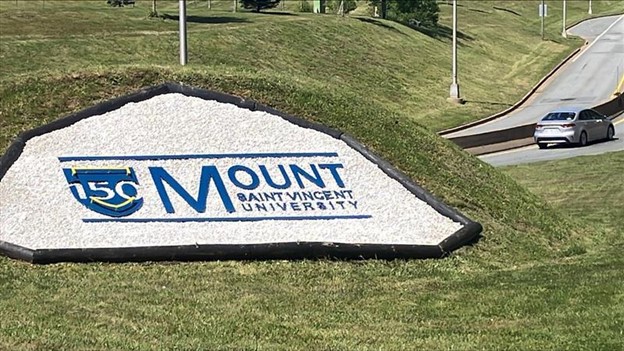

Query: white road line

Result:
[571,14,624,63]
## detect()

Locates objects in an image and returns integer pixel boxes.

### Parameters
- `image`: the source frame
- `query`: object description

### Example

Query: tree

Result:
[394,0,439,26]
[327,0,356,15]
[369,0,439,26]
[240,0,281,12]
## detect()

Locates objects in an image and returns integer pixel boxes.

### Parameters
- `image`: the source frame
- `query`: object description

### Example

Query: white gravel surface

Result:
[0,93,463,250]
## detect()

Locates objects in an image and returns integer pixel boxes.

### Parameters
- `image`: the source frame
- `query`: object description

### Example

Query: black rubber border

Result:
[0,82,482,264]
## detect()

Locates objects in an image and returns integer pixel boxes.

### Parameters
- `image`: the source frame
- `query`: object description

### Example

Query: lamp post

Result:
[448,0,463,104]
[588,0,592,14]
[541,0,545,40]
[179,0,188,65]
[562,0,567,38]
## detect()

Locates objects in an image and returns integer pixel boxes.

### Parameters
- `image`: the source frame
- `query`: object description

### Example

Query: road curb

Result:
[465,137,534,156]
[440,12,623,137]
[565,12,624,34]
[450,94,623,156]
[439,46,583,136]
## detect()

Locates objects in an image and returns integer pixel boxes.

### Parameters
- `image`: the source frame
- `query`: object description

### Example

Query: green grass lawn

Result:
[503,151,624,244]
[1,0,622,132]
[1,1,624,350]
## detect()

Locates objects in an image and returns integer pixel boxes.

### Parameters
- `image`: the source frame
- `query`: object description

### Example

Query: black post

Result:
[380,0,387,19]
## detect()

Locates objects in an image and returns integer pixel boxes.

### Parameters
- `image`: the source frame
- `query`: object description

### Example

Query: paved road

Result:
[447,14,624,138]
[481,115,624,167]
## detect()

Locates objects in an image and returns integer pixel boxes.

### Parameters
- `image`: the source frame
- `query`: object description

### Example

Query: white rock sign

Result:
[0,86,481,263]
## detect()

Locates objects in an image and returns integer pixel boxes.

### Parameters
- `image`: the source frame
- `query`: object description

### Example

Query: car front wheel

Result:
[607,125,615,140]
[538,143,548,149]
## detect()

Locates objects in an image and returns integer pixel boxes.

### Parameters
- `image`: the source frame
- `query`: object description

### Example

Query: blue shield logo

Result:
[63,167,143,217]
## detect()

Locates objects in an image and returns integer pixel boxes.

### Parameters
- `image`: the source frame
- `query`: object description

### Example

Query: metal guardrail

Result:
[447,94,624,155]
[443,13,624,155]
[438,47,583,137]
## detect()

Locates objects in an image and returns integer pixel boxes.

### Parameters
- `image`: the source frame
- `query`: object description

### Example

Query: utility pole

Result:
[541,0,545,40]
[562,0,567,38]
[448,0,463,104]
[179,0,188,65]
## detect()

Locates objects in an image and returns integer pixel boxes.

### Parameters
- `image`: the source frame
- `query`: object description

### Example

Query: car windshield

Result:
[542,112,576,121]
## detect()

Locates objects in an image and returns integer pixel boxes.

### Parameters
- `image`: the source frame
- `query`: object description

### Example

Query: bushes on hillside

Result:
[327,0,357,15]
[370,0,439,26]
[240,0,281,12]
[299,1,313,13]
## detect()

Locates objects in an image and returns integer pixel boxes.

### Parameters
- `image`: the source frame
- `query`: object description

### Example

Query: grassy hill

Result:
[1,1,622,132]
[0,1,623,349]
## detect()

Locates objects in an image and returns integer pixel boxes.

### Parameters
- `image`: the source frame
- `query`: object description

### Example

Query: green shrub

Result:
[327,0,357,14]
[299,0,313,13]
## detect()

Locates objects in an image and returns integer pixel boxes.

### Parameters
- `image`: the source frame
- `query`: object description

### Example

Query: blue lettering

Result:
[149,166,235,214]
[290,164,325,188]
[262,192,276,201]
[287,192,301,201]
[259,165,292,189]
[228,165,260,190]
[319,163,345,188]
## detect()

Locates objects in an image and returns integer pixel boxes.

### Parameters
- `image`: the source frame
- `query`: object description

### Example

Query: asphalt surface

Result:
[458,14,624,167]
[447,14,624,138]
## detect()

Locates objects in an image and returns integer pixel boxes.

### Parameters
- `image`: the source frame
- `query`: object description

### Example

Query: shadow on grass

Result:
[406,23,474,44]
[161,14,250,24]
[354,17,473,43]
[464,100,513,107]
[463,231,484,249]
[355,17,405,35]
[245,11,298,16]
[467,8,490,14]
[493,6,522,16]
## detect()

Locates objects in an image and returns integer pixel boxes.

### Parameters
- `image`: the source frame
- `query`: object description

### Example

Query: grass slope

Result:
[1,1,622,132]
[1,67,619,351]
[0,67,592,262]
[1,1,623,349]
[503,151,624,243]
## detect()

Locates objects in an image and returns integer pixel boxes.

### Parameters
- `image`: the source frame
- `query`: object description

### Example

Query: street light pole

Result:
[562,0,567,38]
[448,0,463,104]
[541,0,545,40]
[588,0,592,14]
[179,0,188,65]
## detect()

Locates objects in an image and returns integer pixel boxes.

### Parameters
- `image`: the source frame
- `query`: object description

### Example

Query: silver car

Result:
[533,107,615,149]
